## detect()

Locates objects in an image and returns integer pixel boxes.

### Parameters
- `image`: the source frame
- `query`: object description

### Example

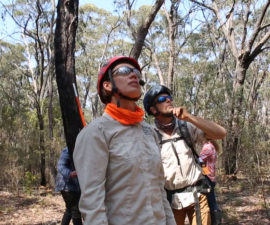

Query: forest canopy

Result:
[0,0,269,190]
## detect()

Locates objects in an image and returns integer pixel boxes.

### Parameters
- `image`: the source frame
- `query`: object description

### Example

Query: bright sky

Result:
[0,0,155,42]
[81,0,156,11]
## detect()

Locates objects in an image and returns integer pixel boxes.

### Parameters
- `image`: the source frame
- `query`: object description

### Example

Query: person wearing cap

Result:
[73,57,176,225]
[143,85,226,225]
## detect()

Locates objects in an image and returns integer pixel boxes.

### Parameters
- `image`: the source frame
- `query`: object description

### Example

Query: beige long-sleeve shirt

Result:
[73,113,176,225]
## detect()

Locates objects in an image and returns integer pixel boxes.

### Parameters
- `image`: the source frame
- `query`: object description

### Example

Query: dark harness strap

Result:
[156,130,184,166]
[177,119,201,164]
[156,119,199,161]
[159,136,183,145]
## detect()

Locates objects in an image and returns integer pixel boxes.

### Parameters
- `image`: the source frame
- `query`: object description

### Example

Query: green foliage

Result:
[23,172,39,195]
[0,0,269,191]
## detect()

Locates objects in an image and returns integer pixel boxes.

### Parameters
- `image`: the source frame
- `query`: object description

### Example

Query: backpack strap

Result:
[177,119,200,165]
[155,128,184,166]
[155,127,184,145]
[155,128,164,145]
[160,137,183,145]
[155,119,200,165]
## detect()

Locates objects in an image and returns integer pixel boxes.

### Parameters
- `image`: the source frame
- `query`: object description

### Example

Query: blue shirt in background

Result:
[55,148,80,193]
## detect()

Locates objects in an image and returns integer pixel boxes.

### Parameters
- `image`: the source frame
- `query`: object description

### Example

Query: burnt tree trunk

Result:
[54,0,83,159]
[37,106,46,186]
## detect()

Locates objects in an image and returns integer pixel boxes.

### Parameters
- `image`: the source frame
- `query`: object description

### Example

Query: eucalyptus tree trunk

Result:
[225,63,248,174]
[11,0,57,186]
[191,0,270,174]
[48,74,57,186]
[36,106,46,186]
[164,1,179,90]
[54,0,83,159]
[222,0,270,174]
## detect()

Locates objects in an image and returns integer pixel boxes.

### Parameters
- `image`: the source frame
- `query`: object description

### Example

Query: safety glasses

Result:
[112,66,142,79]
[156,95,173,103]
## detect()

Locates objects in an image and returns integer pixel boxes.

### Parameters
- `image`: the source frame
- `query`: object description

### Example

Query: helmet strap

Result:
[116,99,120,108]
[119,92,141,101]
[108,69,120,107]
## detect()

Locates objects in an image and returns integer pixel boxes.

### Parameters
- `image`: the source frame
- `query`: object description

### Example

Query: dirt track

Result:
[0,177,269,225]
[0,191,64,225]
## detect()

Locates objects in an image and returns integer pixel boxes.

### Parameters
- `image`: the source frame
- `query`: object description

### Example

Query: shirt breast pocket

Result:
[109,138,141,161]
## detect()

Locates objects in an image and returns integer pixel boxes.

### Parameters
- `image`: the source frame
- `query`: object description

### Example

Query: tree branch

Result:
[249,30,270,63]
[260,23,270,30]
[189,0,216,15]
[247,0,270,52]
[129,0,165,59]
[211,1,238,59]
[125,0,137,39]
[241,1,251,52]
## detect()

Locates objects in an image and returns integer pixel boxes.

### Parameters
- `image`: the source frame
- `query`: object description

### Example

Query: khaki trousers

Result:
[172,194,211,225]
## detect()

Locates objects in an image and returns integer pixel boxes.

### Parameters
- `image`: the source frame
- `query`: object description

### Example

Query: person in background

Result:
[73,56,176,225]
[143,84,227,225]
[200,140,222,225]
[55,147,82,225]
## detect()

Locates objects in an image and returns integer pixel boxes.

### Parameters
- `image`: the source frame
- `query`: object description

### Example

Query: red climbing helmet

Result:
[97,56,141,104]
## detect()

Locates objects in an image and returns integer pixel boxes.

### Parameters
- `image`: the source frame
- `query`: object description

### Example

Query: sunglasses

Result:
[156,95,173,103]
[112,66,142,79]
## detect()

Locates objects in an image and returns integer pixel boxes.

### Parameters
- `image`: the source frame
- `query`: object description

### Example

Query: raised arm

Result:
[171,107,227,140]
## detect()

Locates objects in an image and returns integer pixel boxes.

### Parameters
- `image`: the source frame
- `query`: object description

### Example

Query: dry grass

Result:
[0,175,269,225]
[0,191,64,225]
[217,175,270,225]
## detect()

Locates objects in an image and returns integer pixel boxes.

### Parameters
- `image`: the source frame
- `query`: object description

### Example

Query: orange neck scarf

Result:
[105,103,144,125]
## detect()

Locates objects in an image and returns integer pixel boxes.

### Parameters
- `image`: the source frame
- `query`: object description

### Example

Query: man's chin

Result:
[163,112,173,118]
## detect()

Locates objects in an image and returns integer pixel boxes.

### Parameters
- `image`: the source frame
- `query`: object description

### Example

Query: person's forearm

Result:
[187,115,226,139]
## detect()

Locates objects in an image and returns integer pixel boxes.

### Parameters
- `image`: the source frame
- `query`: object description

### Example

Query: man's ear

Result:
[150,106,157,115]
[103,81,112,92]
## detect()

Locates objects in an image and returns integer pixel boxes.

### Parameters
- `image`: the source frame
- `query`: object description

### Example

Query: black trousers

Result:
[61,191,82,225]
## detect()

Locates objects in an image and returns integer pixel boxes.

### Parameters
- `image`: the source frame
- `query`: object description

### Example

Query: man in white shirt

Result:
[143,84,226,225]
